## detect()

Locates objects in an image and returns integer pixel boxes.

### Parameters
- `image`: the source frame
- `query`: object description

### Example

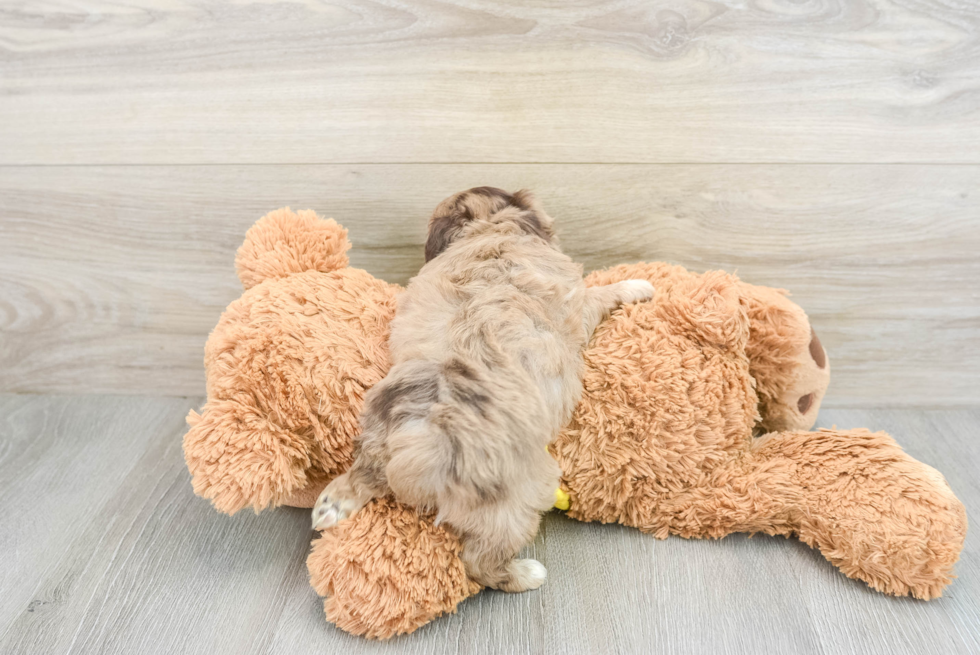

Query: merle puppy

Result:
[313,188,654,591]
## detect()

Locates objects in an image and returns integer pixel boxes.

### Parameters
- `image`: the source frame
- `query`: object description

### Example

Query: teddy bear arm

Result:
[183,399,320,514]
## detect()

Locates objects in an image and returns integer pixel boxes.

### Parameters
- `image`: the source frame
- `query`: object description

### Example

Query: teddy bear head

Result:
[184,208,400,514]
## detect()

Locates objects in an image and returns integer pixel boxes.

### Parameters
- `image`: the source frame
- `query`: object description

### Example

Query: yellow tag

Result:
[554,487,570,511]
[546,444,570,510]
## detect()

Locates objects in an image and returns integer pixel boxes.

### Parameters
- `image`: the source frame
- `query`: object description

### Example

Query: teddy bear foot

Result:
[308,498,482,639]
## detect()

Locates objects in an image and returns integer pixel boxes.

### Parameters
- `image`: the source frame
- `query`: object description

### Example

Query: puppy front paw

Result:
[618,279,656,304]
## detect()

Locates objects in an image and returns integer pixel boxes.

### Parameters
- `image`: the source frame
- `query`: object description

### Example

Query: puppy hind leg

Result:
[457,506,547,592]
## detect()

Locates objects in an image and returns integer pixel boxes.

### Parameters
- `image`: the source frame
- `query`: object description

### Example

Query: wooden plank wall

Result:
[1,1,978,405]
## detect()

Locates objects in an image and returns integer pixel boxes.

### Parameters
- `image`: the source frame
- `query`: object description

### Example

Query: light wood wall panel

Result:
[1,0,979,165]
[1,164,977,405]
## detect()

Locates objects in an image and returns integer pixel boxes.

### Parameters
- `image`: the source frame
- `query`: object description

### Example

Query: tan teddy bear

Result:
[184,205,967,639]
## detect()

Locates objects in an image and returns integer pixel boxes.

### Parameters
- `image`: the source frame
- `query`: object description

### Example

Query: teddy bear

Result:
[183,204,967,640]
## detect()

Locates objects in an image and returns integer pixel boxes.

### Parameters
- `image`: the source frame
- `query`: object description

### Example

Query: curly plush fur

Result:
[184,205,967,639]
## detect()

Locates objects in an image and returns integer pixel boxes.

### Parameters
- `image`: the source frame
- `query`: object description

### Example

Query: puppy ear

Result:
[425,188,505,262]
[514,209,554,243]
[425,205,470,262]
[510,190,556,243]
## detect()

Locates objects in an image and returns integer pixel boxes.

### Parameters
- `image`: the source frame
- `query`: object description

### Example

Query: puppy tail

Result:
[379,358,500,510]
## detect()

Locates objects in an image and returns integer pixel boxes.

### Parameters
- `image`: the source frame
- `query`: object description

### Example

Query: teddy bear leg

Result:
[308,498,481,639]
[661,428,966,598]
[744,428,967,599]
[736,281,830,432]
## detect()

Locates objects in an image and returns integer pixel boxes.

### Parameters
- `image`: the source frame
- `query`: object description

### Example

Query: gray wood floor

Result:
[0,394,976,655]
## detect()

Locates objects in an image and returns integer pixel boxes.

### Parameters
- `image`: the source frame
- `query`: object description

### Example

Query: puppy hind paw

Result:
[500,559,548,592]
[312,486,363,530]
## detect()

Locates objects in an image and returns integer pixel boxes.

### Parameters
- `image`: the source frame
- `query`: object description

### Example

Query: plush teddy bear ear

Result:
[235,207,352,290]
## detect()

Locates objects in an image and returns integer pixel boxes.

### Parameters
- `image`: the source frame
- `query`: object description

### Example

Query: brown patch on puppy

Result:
[798,392,815,414]
[444,358,479,381]
[443,360,492,419]
[373,376,440,427]
[809,329,827,369]
[469,186,514,204]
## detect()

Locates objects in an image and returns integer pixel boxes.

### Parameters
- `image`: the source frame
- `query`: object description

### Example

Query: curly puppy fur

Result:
[313,187,654,591]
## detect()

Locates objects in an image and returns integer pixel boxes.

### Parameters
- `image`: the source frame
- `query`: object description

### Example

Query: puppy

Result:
[312,187,654,591]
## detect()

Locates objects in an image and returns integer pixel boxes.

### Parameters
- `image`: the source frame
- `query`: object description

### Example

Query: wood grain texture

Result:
[1,0,979,165]
[0,396,976,654]
[0,394,315,655]
[2,164,978,404]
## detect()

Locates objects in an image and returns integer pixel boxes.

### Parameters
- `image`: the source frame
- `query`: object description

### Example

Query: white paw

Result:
[311,488,358,530]
[620,279,656,303]
[516,559,548,590]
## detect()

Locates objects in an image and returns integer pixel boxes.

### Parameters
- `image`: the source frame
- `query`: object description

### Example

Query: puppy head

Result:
[424,187,556,262]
